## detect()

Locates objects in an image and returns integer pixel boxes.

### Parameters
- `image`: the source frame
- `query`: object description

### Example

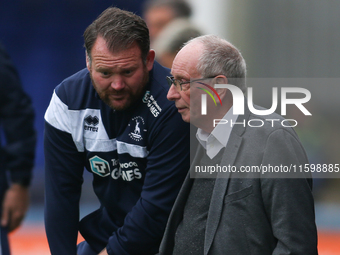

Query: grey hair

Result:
[187,35,247,93]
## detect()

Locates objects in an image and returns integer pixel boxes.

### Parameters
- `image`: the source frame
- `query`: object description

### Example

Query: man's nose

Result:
[110,76,125,91]
[167,85,181,101]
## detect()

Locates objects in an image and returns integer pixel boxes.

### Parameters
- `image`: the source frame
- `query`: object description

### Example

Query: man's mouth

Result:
[110,93,125,99]
[177,106,186,112]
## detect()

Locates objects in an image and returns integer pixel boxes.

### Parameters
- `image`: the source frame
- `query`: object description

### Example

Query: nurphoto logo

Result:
[199,84,312,128]
[196,82,222,115]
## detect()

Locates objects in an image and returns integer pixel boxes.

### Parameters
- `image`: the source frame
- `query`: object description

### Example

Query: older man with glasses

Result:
[159,35,318,255]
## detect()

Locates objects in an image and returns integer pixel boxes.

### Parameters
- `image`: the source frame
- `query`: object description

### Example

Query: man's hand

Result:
[1,183,29,232]
[98,248,109,255]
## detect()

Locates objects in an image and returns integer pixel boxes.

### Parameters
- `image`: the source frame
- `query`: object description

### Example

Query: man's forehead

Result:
[89,44,144,73]
[92,38,141,58]
[171,42,202,78]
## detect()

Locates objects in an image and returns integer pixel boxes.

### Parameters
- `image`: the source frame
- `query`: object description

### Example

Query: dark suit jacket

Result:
[159,106,318,255]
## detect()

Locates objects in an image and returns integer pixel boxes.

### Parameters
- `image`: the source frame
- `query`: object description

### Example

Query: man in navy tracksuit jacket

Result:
[0,42,36,255]
[44,7,190,255]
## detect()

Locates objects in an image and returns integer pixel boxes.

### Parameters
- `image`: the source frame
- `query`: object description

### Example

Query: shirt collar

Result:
[196,106,238,158]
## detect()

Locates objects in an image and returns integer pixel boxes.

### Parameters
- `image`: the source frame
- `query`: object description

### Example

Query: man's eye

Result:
[123,70,132,75]
[100,71,110,76]
[181,83,190,90]
[180,80,189,85]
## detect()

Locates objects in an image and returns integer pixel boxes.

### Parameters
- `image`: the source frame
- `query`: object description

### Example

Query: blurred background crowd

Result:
[0,0,339,254]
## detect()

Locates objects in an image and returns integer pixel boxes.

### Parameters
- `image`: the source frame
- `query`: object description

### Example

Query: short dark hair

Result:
[84,7,150,63]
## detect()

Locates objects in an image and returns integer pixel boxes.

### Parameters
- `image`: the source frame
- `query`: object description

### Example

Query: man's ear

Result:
[145,49,155,71]
[214,75,229,100]
[86,51,91,72]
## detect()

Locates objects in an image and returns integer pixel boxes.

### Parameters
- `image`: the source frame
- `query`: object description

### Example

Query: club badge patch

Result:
[128,116,146,142]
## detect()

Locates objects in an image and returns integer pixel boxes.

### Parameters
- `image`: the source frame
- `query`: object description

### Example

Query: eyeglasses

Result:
[166,76,216,91]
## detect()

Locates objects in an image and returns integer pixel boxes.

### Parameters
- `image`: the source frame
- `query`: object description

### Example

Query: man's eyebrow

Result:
[121,64,138,70]
[171,74,188,80]
[95,63,138,71]
[95,67,111,72]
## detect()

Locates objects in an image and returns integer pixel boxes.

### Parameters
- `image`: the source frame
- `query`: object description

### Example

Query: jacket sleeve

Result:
[260,129,318,255]
[44,92,84,255]
[0,43,36,186]
[106,106,190,255]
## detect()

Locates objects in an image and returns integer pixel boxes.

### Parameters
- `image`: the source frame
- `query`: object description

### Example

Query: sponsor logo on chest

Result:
[89,156,142,182]
[142,91,162,117]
